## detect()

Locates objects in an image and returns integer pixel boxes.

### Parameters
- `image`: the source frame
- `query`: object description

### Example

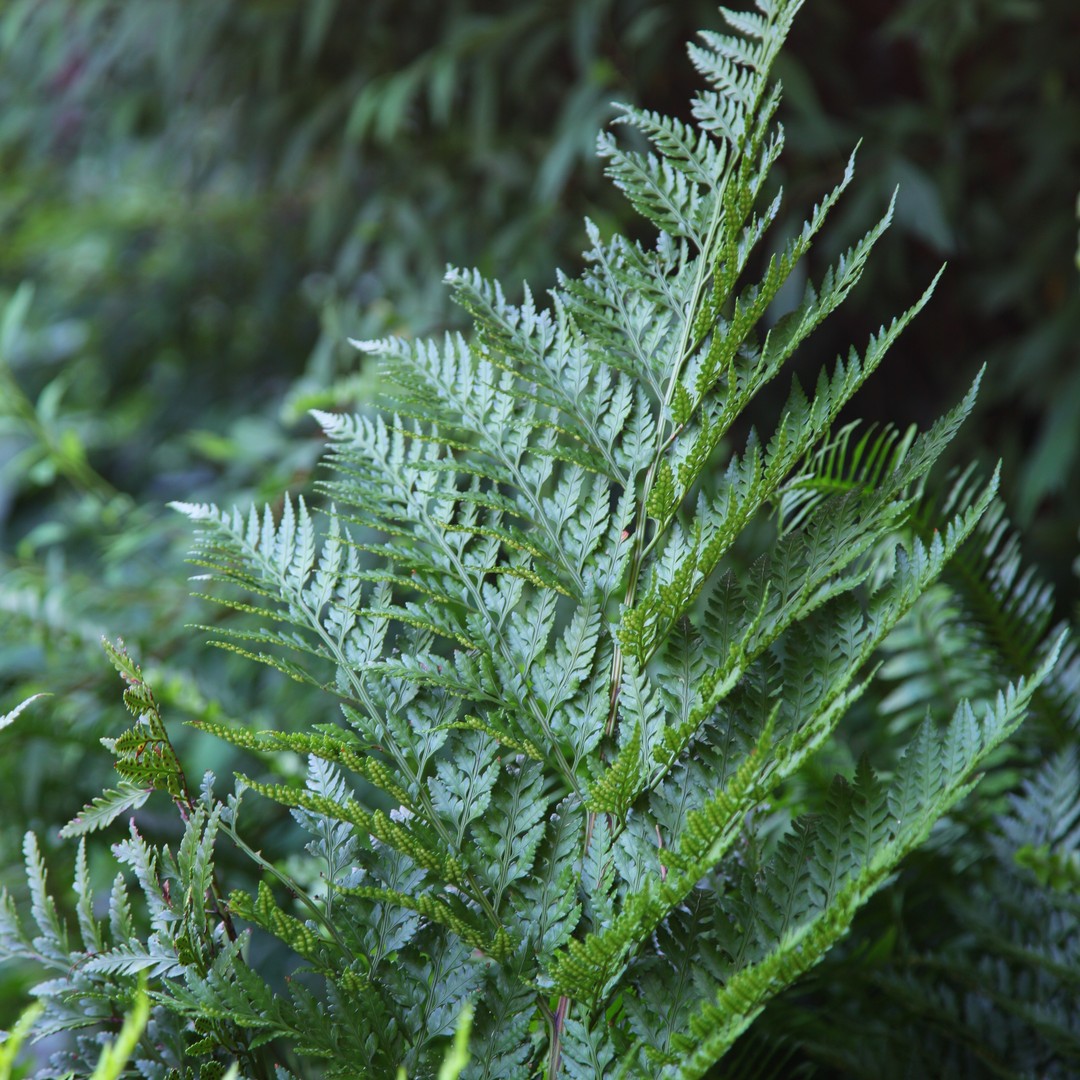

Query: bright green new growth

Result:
[0,2,1062,1077]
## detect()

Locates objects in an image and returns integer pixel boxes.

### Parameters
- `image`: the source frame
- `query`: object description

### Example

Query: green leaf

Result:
[60,782,153,838]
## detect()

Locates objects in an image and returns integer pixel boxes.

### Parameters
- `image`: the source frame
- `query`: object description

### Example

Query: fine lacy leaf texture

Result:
[2,3,1059,1078]
[165,2,1056,1075]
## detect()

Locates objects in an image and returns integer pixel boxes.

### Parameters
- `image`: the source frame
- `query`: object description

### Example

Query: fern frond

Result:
[936,488,1079,736]
[667,643,1062,1078]
[0,692,47,732]
[775,420,917,536]
[829,747,1080,1077]
[876,583,994,733]
[550,470,1000,1009]
[21,830,70,966]
[147,2,1062,1076]
[61,782,153,838]
[99,637,191,806]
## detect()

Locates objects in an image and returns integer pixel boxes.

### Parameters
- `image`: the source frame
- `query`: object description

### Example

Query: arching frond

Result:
[3,2,1061,1077]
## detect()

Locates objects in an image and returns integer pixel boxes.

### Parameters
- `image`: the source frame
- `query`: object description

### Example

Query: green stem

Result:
[220,816,359,963]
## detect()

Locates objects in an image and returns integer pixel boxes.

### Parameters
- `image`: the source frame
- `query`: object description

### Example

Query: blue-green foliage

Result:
[0,3,1065,1077]
[785,749,1080,1079]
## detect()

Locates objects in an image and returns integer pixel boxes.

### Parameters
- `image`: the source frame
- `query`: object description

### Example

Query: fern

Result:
[882,470,1076,749]
[167,2,1054,1073]
[797,749,1080,1078]
[781,424,1077,748]
[0,693,48,733]
[0,2,1062,1077]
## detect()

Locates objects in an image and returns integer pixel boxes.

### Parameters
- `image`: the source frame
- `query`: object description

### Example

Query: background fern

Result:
[760,747,1080,1078]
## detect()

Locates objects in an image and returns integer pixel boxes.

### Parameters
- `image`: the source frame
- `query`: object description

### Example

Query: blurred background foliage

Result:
[0,0,1077,1074]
